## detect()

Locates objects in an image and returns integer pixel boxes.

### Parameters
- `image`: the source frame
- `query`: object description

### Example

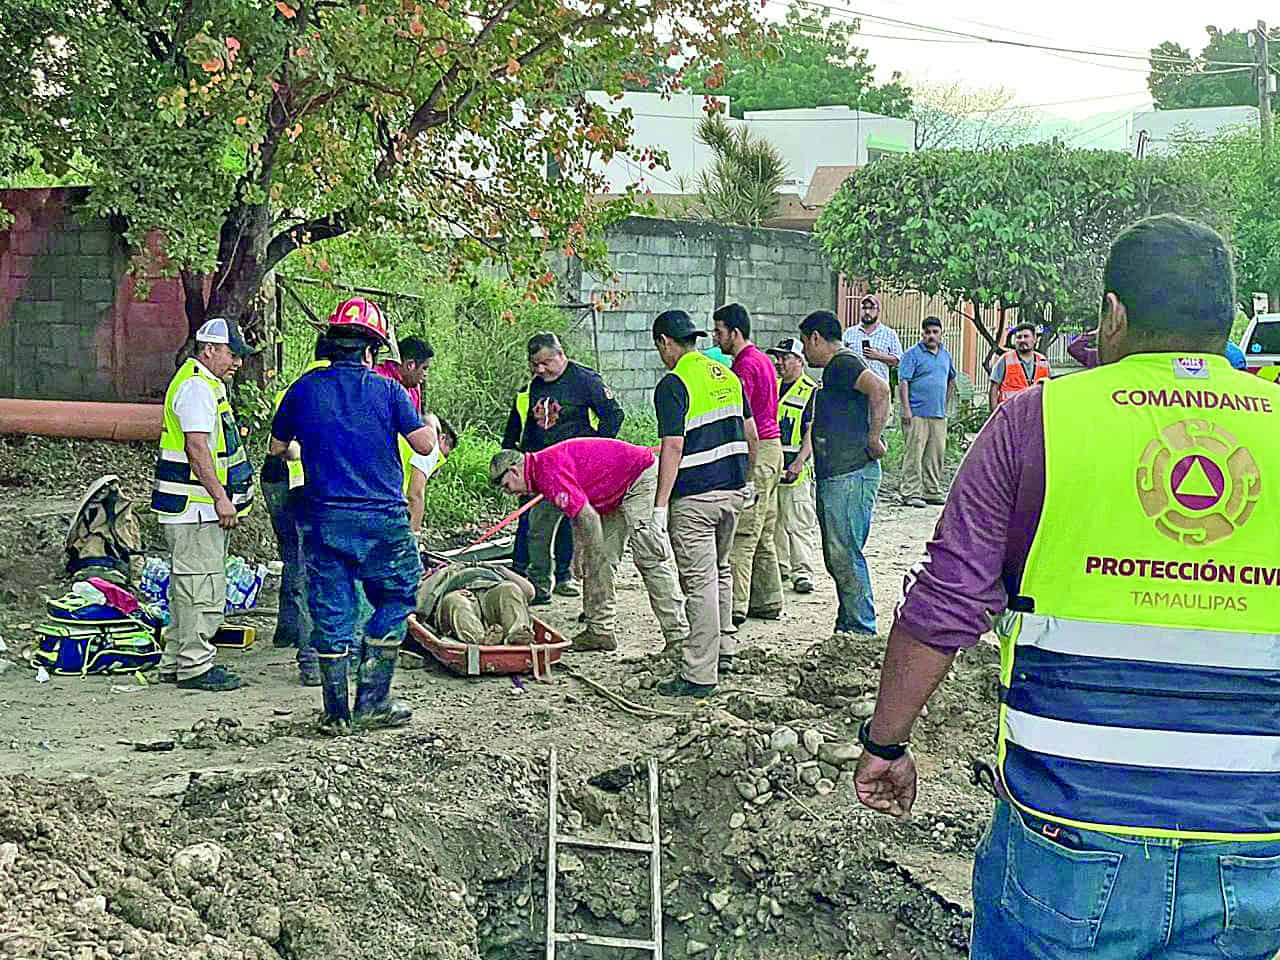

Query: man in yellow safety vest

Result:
[151,318,255,692]
[854,214,1280,958]
[768,338,820,595]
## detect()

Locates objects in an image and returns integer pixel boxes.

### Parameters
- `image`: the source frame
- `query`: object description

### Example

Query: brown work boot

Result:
[571,628,618,652]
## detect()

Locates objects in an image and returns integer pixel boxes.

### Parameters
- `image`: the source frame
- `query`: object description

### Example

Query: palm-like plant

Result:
[695,115,787,227]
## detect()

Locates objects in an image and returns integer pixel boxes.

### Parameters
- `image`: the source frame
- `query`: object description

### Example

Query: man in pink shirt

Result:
[489,439,688,653]
[373,336,433,413]
[713,303,784,624]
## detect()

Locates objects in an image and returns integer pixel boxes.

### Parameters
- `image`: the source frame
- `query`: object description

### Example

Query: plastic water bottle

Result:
[139,557,170,605]
[224,557,266,611]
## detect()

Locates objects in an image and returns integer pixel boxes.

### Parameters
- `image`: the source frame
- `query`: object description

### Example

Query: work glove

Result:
[742,481,758,510]
[651,507,669,536]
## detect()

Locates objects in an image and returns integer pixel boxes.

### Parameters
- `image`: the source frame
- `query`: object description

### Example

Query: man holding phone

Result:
[841,294,902,385]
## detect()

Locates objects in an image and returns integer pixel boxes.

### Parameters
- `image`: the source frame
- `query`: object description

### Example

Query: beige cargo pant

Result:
[774,476,820,582]
[900,416,948,502]
[670,487,747,685]
[436,582,532,644]
[731,438,784,617]
[583,463,688,642]
[159,521,228,681]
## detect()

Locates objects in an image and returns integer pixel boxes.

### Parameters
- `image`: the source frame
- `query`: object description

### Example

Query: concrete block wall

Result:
[574,217,836,408]
[0,188,189,402]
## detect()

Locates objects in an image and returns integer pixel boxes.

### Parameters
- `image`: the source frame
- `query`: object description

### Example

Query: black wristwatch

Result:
[858,718,909,762]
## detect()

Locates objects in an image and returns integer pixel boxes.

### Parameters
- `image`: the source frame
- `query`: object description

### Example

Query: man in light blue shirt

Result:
[896,316,956,507]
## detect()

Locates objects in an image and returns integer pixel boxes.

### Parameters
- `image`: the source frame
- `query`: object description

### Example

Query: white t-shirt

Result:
[159,362,221,525]
[408,447,441,480]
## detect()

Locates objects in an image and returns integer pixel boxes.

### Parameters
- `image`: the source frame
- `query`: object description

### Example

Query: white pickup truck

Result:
[1240,313,1280,382]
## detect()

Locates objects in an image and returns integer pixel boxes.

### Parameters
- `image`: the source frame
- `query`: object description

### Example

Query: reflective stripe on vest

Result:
[997,350,1050,403]
[152,359,256,517]
[995,352,1280,841]
[778,375,816,486]
[672,351,748,491]
[273,359,331,489]
[513,384,600,446]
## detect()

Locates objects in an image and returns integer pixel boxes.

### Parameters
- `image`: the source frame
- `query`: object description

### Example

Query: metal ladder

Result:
[545,747,663,958]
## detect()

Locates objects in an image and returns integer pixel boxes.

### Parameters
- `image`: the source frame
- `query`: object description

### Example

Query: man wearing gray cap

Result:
[767,337,820,594]
[151,317,256,692]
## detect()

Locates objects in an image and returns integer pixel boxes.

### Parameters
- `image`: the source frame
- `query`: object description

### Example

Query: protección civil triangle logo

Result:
[1137,419,1261,546]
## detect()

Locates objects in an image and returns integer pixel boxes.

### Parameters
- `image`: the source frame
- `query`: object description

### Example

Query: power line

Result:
[773,0,1256,68]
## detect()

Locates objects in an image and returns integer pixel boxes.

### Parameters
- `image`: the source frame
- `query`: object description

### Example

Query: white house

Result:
[583,92,914,196]
[1129,105,1260,156]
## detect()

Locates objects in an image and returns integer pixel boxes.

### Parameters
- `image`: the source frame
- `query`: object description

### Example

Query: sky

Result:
[796,0,1268,146]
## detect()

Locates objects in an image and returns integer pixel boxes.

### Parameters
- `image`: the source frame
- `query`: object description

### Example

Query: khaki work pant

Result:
[731,439,784,617]
[901,416,947,501]
[774,476,820,582]
[436,582,532,644]
[583,463,688,641]
[670,488,746,685]
[159,521,228,680]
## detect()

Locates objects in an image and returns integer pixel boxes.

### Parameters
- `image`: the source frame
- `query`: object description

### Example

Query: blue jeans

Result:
[302,507,423,657]
[512,500,573,589]
[261,480,315,667]
[816,461,881,634]
[972,799,1280,959]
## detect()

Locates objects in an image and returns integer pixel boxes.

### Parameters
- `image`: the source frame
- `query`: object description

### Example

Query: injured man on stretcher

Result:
[415,562,537,645]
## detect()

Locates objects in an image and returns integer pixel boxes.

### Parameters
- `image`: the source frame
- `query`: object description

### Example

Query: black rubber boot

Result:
[352,637,412,730]
[318,656,351,735]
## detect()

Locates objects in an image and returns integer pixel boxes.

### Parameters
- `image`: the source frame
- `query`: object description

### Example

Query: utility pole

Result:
[1256,21,1273,160]
[1255,21,1277,309]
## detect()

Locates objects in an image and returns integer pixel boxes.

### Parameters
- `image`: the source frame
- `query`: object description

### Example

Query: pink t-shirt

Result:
[374,360,421,412]
[732,343,781,440]
[526,438,655,518]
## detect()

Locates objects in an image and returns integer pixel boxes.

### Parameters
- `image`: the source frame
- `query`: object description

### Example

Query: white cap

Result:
[195,318,250,355]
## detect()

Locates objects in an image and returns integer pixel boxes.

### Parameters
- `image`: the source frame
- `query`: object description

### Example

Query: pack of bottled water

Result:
[137,555,267,614]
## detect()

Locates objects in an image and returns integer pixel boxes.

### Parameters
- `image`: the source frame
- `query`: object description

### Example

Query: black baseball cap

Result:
[652,309,706,341]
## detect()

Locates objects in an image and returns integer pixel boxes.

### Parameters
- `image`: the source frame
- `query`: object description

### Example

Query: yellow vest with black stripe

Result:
[669,350,749,498]
[152,359,255,517]
[995,353,1280,841]
[273,359,330,489]
[513,386,599,443]
[778,374,816,486]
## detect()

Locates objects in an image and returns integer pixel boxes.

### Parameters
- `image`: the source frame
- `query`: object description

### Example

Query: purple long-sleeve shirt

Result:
[893,385,1046,652]
[1067,334,1100,369]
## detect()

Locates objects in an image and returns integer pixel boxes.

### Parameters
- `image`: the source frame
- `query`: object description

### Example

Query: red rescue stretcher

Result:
[405,614,571,683]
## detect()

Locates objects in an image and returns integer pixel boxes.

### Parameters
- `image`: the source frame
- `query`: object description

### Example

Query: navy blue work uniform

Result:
[271,361,425,658]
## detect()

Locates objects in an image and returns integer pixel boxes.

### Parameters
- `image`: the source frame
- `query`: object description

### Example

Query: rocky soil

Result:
[0,436,992,959]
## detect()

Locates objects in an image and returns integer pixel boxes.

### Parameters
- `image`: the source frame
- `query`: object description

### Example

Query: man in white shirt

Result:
[841,294,903,385]
[151,318,255,692]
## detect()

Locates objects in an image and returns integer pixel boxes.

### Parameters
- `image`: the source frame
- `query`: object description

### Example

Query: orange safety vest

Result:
[996,349,1050,403]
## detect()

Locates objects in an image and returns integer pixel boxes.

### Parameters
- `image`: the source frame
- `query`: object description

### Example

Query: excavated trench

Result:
[0,633,997,960]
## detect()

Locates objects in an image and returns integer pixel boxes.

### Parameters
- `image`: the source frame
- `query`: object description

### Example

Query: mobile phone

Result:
[861,339,872,351]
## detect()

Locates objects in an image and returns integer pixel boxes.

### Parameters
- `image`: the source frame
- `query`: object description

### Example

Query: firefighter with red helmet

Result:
[269,297,438,732]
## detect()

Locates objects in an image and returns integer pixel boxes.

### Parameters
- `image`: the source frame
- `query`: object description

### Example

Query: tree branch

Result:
[264,213,348,275]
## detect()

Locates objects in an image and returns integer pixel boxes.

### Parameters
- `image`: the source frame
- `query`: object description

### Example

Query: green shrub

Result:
[422,427,507,529]
[617,406,659,447]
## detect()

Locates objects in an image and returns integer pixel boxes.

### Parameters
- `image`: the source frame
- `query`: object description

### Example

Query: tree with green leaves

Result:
[692,5,911,119]
[1170,129,1280,307]
[2,0,762,343]
[1148,27,1271,111]
[815,142,1226,359]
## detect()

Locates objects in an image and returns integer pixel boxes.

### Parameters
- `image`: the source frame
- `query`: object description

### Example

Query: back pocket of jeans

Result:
[1001,818,1123,950]
[1216,852,1280,960]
